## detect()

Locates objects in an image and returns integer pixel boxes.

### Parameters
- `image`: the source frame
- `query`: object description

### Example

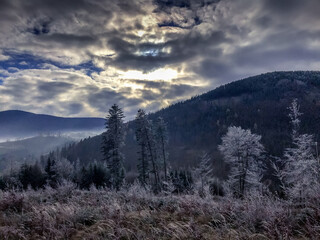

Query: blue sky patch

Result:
[0,51,102,76]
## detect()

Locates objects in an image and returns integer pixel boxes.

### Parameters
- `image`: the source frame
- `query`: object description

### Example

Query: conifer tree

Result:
[135,109,149,186]
[45,157,58,188]
[154,117,169,182]
[102,104,125,191]
[18,162,45,190]
[135,109,160,192]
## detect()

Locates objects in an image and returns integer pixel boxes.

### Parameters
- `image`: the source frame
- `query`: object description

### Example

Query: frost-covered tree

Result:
[283,100,319,199]
[55,158,74,181]
[194,152,213,196]
[154,117,169,181]
[102,104,125,191]
[219,126,264,198]
[135,109,160,192]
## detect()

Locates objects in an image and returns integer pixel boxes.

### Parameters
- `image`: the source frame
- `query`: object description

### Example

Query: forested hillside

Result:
[0,136,73,171]
[60,71,320,177]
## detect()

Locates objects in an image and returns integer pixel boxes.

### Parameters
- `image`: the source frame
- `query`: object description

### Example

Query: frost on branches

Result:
[283,99,319,199]
[194,152,213,197]
[219,126,264,198]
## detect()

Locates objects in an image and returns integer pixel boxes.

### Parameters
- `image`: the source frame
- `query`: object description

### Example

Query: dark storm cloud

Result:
[39,33,98,48]
[262,0,306,15]
[28,19,52,35]
[196,59,231,79]
[153,0,220,30]
[154,0,220,12]
[191,0,320,81]
[107,30,228,72]
[158,16,202,29]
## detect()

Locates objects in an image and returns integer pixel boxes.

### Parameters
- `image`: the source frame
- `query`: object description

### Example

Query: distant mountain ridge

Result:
[0,110,105,139]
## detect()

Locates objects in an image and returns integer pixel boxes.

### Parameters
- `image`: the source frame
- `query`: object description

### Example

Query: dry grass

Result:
[0,183,319,240]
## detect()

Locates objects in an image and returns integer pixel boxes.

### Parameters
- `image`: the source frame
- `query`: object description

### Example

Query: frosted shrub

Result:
[126,180,153,199]
[54,180,77,201]
[0,190,26,213]
[72,206,101,226]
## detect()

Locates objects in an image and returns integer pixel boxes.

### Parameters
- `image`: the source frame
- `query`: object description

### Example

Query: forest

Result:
[0,95,320,239]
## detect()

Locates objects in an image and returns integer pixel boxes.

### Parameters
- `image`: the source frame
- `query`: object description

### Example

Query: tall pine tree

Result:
[135,109,160,192]
[102,104,125,191]
[135,109,149,186]
[154,117,169,182]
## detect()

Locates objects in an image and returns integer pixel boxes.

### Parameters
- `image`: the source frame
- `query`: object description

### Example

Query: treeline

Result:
[1,100,320,203]
[0,156,196,193]
[0,105,206,195]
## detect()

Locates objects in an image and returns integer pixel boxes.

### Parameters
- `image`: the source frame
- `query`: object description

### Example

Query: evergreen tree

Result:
[18,162,45,190]
[45,157,58,188]
[154,117,169,182]
[135,109,160,192]
[135,109,149,186]
[219,126,264,198]
[79,166,90,189]
[102,104,126,190]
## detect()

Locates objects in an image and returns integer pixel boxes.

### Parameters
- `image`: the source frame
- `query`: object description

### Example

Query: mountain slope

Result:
[0,110,105,139]
[0,135,74,171]
[42,71,320,177]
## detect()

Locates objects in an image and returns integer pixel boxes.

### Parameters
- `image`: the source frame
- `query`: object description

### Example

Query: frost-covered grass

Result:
[0,182,319,240]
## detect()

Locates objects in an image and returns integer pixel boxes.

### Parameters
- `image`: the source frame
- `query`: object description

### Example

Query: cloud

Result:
[0,51,10,61]
[0,66,200,119]
[0,0,320,118]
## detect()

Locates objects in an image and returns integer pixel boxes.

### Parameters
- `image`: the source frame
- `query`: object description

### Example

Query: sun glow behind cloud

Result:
[121,68,178,82]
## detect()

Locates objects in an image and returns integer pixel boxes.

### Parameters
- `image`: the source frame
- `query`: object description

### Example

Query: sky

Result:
[0,0,320,119]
